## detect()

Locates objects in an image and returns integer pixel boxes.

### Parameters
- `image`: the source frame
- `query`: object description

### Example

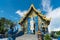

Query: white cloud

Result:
[16,10,27,17]
[46,8,60,18]
[42,0,52,13]
[42,0,60,33]
[47,7,60,33]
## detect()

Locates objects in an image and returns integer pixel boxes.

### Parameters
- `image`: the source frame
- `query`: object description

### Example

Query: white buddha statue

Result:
[30,17,34,33]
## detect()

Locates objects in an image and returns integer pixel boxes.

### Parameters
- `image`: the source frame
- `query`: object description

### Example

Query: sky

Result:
[0,0,60,32]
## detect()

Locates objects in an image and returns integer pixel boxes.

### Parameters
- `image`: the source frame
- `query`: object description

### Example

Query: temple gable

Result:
[19,4,50,34]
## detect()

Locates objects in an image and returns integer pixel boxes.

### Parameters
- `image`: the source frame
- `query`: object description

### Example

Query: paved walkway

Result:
[16,34,38,40]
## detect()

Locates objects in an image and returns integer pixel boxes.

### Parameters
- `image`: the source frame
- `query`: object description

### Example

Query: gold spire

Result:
[30,4,34,8]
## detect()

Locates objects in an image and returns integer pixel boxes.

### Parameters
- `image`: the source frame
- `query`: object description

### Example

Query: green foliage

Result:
[0,17,16,34]
[56,31,60,35]
[50,31,60,38]
[44,34,52,40]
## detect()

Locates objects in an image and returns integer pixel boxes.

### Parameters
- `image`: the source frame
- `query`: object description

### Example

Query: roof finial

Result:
[31,4,34,8]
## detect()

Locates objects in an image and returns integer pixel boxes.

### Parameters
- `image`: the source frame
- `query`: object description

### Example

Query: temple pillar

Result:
[37,30,43,40]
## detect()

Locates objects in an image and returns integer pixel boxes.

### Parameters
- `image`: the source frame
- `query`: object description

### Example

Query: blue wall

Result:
[27,16,38,34]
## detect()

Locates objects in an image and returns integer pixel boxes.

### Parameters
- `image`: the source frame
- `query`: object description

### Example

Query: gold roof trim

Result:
[19,4,51,24]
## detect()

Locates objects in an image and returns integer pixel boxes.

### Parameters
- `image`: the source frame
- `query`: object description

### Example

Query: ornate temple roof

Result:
[19,4,51,25]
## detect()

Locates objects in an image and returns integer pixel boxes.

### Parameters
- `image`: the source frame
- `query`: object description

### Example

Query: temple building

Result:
[19,4,50,35]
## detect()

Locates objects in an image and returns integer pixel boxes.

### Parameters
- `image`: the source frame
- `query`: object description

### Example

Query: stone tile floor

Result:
[16,34,38,40]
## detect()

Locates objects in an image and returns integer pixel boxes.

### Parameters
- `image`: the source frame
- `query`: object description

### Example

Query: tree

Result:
[56,31,60,35]
[0,17,16,34]
[44,34,52,40]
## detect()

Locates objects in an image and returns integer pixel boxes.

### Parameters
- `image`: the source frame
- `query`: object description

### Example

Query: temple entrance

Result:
[33,23,35,34]
[27,16,38,34]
